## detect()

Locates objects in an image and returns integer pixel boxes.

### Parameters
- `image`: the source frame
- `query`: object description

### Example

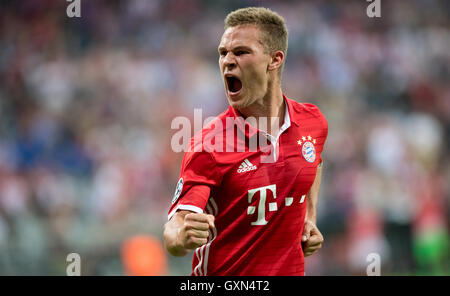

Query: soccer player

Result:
[164,7,328,275]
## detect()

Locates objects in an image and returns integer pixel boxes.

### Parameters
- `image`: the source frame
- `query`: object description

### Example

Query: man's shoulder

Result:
[184,107,232,157]
[287,98,327,126]
[287,98,324,116]
[196,107,233,135]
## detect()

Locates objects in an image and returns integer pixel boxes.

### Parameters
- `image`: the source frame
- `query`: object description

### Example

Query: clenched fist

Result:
[164,210,216,256]
[179,212,215,250]
[301,220,323,257]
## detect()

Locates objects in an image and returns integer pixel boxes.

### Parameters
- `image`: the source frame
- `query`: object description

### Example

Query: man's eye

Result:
[235,51,247,56]
[219,51,227,56]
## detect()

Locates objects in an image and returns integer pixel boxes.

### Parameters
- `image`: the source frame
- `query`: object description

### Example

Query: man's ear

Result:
[267,50,284,72]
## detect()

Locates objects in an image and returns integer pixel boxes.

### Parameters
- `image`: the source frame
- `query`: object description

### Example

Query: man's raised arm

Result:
[302,164,324,257]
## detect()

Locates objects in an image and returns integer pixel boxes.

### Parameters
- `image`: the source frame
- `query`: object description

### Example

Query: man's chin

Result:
[228,100,243,110]
[227,95,248,110]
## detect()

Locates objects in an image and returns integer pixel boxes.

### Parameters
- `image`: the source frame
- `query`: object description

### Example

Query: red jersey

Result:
[168,95,328,275]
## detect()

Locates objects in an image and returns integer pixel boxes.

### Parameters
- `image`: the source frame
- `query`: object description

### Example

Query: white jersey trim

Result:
[193,197,218,276]
[168,204,203,221]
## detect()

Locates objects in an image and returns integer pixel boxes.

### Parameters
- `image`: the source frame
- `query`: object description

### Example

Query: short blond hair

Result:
[224,7,288,75]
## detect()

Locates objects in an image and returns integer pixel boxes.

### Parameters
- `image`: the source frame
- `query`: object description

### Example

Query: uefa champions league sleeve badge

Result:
[297,135,316,163]
[172,178,184,204]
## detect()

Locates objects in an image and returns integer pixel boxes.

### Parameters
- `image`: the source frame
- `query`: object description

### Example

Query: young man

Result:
[164,7,328,275]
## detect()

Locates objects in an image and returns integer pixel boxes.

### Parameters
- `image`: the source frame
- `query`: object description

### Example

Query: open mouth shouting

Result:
[225,74,243,98]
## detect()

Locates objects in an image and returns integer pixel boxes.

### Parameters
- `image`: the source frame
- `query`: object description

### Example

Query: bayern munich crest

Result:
[297,135,316,163]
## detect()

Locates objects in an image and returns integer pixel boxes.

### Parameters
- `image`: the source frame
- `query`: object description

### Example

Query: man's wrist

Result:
[305,216,316,224]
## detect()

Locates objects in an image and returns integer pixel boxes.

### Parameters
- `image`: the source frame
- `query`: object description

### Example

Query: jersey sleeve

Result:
[168,150,221,220]
[315,107,328,164]
[302,103,328,164]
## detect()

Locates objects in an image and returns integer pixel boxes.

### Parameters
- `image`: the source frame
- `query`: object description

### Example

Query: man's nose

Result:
[222,53,236,69]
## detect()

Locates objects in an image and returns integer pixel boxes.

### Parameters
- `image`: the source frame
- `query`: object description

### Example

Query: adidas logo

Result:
[237,159,257,173]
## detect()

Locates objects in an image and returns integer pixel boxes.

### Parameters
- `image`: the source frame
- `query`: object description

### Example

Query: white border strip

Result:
[194,245,205,276]
[192,199,218,276]
[168,204,203,221]
[210,198,218,215]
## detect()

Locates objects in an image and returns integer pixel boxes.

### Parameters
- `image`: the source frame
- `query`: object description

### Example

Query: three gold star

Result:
[298,135,316,146]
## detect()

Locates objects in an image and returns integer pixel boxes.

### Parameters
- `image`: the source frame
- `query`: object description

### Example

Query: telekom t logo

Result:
[247,184,306,226]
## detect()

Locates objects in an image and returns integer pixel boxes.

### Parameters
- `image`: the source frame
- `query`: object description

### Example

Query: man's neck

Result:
[238,86,285,137]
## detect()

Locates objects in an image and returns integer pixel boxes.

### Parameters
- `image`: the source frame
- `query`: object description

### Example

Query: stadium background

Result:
[0,0,448,275]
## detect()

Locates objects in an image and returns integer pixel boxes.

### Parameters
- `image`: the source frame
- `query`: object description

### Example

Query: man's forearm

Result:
[163,211,190,257]
[306,164,322,224]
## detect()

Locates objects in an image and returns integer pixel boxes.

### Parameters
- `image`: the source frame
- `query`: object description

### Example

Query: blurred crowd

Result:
[0,0,448,275]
